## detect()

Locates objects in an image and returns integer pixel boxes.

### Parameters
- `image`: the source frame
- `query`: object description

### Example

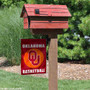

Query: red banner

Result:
[21,39,46,75]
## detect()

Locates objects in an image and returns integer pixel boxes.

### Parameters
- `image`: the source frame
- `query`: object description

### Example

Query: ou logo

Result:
[24,49,44,68]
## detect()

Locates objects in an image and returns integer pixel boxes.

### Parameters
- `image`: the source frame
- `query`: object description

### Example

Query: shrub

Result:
[0,8,33,65]
[78,15,90,63]
[58,33,87,60]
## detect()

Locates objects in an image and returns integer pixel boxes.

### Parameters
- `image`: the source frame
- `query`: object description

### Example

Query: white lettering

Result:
[23,69,45,74]
[22,44,45,48]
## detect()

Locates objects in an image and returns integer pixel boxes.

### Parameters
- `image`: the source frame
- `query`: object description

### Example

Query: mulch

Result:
[0,57,90,80]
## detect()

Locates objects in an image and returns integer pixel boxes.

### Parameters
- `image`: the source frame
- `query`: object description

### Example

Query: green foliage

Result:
[78,15,90,36]
[85,48,90,64]
[0,0,26,8]
[0,0,13,7]
[57,0,90,62]
[0,0,90,63]
[78,15,90,63]
[27,0,36,4]
[58,32,87,60]
[0,8,34,65]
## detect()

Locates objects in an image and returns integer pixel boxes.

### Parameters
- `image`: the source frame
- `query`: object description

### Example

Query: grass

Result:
[0,70,90,90]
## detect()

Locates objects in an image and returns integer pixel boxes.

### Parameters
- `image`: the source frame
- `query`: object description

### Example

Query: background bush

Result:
[0,0,90,64]
[0,8,34,65]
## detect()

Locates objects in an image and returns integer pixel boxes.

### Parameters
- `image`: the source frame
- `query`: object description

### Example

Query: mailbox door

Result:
[30,17,68,29]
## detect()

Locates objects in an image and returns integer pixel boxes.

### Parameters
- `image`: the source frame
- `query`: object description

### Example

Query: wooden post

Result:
[48,34,58,90]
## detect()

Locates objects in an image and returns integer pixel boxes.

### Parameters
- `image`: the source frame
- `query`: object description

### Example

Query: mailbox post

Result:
[48,34,58,90]
[21,4,71,90]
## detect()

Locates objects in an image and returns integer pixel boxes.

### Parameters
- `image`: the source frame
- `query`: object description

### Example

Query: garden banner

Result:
[21,39,46,75]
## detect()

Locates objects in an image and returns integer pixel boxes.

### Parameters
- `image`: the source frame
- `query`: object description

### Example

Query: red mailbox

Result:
[20,4,71,90]
[20,4,71,35]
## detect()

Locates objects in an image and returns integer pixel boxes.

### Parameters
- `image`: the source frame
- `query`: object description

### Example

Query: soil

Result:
[0,57,90,80]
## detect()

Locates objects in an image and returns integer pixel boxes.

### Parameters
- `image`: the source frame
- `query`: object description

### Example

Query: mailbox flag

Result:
[21,39,46,75]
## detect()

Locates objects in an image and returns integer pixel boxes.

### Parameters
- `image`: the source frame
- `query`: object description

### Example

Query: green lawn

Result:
[0,70,90,90]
